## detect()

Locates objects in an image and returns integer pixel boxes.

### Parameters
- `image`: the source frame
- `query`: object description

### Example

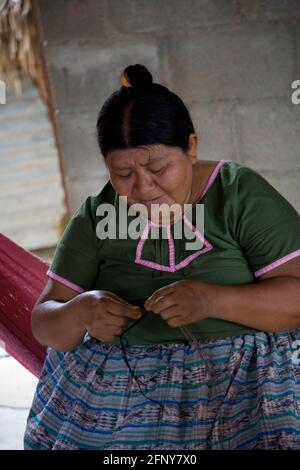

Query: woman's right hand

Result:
[78,290,142,342]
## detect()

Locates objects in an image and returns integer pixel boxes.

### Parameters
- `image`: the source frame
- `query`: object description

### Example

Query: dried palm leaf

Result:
[0,0,47,101]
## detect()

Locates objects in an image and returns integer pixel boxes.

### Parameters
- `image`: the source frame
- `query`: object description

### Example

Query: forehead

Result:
[106,144,184,169]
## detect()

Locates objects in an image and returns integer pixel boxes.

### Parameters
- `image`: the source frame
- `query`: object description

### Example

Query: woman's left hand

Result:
[144,280,216,328]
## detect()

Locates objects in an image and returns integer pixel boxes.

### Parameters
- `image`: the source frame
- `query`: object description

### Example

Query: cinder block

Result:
[164,24,294,102]
[37,0,300,215]
[37,0,111,45]
[66,174,109,213]
[45,39,161,112]
[235,99,300,171]
[238,0,300,21]
[296,27,300,78]
[108,0,238,34]
[187,100,239,162]
[55,110,106,180]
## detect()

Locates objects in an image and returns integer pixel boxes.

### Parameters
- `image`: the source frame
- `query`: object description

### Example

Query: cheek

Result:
[110,177,132,196]
[160,167,187,192]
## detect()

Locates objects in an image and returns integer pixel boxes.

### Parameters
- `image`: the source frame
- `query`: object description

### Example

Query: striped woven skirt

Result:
[24,328,300,450]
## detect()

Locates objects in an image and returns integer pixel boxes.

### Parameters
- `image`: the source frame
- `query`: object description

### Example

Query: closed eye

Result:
[116,167,165,178]
[151,167,165,174]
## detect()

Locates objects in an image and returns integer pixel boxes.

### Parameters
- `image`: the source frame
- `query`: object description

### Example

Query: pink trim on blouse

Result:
[135,218,213,272]
[46,269,86,293]
[254,249,300,278]
[198,159,229,202]
[134,159,229,272]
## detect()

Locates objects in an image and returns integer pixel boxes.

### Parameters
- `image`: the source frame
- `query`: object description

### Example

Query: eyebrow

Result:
[113,156,165,171]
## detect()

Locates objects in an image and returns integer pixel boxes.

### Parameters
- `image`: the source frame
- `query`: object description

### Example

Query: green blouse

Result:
[47,160,300,345]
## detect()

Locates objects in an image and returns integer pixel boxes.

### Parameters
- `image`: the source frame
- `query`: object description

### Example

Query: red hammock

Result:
[0,233,48,378]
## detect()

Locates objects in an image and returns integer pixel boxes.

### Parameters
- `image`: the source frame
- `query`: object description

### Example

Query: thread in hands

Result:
[117,300,215,410]
[119,305,165,410]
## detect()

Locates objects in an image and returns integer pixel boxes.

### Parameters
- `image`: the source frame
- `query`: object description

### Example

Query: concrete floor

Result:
[0,349,38,450]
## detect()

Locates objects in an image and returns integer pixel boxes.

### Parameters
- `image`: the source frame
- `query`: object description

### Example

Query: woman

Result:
[24,64,300,450]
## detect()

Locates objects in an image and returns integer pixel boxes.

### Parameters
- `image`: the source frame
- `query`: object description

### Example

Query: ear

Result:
[187,133,198,164]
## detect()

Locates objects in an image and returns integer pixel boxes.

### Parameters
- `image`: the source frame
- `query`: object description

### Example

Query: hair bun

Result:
[121,64,153,90]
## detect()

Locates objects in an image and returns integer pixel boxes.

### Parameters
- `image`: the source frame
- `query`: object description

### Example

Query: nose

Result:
[132,171,156,197]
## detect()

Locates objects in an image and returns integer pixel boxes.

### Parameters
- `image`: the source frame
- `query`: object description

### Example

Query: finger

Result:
[104,297,139,312]
[104,315,127,328]
[104,291,124,300]
[167,316,190,328]
[106,301,141,320]
[158,305,182,320]
[167,315,195,328]
[144,280,185,308]
[98,290,128,304]
[151,296,177,314]
[91,325,117,336]
[91,324,123,338]
[106,295,138,309]
[145,287,176,310]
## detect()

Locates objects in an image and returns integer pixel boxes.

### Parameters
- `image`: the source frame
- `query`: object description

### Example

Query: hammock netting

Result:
[0,233,48,377]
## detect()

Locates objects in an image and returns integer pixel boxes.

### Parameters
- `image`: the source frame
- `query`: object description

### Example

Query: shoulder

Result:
[219,159,259,183]
[199,159,256,189]
[218,160,278,197]
[214,160,299,219]
[220,161,300,222]
[74,179,116,222]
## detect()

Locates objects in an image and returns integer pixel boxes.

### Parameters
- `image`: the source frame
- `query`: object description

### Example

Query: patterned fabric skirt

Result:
[24,328,300,450]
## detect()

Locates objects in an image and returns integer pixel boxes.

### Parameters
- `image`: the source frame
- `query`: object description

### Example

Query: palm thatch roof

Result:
[0,0,47,99]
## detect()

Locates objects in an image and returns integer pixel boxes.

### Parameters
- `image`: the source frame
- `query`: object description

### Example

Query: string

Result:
[101,295,238,448]
[117,301,216,410]
[118,305,165,410]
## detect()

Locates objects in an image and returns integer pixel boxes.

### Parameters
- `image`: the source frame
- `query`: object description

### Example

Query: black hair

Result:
[96,64,195,160]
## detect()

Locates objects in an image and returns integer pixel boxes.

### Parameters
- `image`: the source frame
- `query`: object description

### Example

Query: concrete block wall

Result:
[37,0,300,213]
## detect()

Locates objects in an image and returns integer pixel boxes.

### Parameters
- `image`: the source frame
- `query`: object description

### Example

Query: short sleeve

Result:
[234,166,300,278]
[47,195,99,292]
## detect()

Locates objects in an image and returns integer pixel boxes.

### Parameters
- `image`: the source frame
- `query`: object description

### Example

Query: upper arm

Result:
[37,278,81,304]
[46,196,99,293]
[258,255,300,281]
[234,167,300,280]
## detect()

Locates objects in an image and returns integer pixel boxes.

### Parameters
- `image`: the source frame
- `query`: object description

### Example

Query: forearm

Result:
[31,294,88,352]
[210,277,300,332]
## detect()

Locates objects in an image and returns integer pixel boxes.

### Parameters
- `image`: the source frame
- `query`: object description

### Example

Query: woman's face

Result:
[105,135,198,223]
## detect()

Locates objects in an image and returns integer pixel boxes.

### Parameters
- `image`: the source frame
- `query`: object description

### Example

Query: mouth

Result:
[140,196,163,206]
